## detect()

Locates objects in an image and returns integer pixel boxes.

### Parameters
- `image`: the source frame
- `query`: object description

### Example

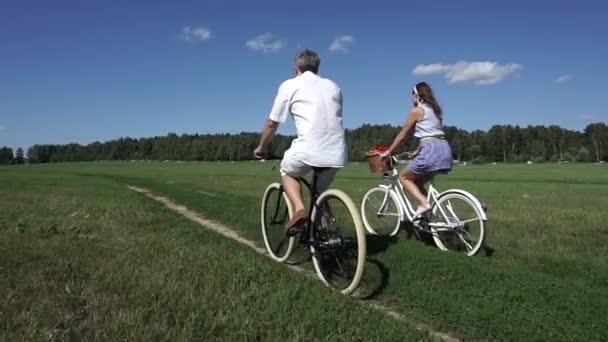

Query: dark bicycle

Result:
[260,166,366,295]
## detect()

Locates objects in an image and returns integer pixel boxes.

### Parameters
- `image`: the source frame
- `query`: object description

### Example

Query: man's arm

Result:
[254,119,280,158]
[255,81,289,158]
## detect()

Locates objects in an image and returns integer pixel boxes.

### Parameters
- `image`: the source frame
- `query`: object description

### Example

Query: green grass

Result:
[2,161,607,340]
[0,167,424,341]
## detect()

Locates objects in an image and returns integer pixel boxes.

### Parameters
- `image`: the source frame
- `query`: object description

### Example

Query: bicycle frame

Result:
[292,173,340,251]
[299,176,320,244]
[376,166,441,223]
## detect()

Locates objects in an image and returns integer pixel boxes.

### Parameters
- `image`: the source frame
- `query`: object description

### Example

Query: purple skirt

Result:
[408,138,453,175]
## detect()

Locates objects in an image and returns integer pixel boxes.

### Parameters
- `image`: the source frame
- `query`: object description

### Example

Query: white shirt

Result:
[414,104,445,138]
[268,71,347,167]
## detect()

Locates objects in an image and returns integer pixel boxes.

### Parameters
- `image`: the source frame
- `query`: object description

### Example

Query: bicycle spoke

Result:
[333,250,356,279]
[457,227,473,240]
[376,211,400,217]
[458,217,480,224]
[368,196,382,208]
[273,240,286,254]
[456,233,474,252]
[446,202,459,220]
[333,256,346,277]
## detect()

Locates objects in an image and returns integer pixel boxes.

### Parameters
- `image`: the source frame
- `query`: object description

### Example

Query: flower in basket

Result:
[374,145,390,152]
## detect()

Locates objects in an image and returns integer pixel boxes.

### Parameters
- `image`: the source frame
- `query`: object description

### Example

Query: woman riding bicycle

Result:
[381,82,453,221]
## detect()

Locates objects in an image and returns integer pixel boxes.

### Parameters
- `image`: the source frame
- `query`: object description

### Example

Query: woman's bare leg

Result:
[400,170,430,208]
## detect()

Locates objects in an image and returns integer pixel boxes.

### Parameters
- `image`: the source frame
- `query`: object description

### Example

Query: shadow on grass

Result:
[360,258,391,299]
[399,221,436,246]
[402,221,496,257]
[359,222,496,299]
[285,244,312,266]
[481,244,495,257]
[358,234,400,299]
[366,234,400,255]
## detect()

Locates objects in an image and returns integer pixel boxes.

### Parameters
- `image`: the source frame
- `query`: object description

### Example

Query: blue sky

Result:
[1,0,607,150]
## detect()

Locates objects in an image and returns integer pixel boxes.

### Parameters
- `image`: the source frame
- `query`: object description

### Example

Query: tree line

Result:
[1,123,607,165]
[0,147,25,165]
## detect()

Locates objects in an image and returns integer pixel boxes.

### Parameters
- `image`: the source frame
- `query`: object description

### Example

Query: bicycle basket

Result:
[366,150,394,173]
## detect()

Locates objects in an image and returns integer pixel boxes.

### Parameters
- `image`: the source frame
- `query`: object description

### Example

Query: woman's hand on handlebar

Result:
[380,149,393,159]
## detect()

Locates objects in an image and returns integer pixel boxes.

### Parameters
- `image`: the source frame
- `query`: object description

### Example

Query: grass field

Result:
[1,161,607,340]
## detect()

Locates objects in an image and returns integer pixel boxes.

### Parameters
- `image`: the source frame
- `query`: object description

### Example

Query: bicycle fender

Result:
[438,189,488,221]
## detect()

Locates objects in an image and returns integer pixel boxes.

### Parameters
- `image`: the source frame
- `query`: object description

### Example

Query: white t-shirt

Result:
[268,71,347,167]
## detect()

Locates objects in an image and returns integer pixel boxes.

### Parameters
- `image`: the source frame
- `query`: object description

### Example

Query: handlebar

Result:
[383,151,416,162]
[400,151,416,160]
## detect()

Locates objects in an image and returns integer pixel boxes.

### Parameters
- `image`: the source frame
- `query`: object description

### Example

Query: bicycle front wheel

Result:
[310,189,367,295]
[430,192,486,256]
[361,186,403,236]
[261,183,295,262]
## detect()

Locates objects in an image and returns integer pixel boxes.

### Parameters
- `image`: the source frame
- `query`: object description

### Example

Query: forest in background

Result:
[1,123,607,164]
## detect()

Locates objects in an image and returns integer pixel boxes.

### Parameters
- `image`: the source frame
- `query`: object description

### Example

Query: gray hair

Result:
[295,49,320,74]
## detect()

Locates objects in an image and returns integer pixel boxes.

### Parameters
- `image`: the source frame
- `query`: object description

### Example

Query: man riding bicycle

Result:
[254,49,347,237]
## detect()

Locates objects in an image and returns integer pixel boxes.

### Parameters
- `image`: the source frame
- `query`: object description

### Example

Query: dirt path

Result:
[128,185,460,342]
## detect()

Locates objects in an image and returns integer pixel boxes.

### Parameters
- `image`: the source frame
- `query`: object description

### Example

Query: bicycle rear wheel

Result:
[261,183,295,262]
[310,189,367,295]
[430,191,485,256]
[361,186,402,236]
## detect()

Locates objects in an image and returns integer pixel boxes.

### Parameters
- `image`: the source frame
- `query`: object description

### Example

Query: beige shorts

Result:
[280,150,338,193]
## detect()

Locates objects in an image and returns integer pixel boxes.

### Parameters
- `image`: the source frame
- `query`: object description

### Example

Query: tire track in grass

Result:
[128,185,460,342]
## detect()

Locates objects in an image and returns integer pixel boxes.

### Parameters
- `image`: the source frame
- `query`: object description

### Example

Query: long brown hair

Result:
[413,82,443,121]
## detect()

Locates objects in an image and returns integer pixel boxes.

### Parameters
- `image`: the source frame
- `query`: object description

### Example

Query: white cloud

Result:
[555,74,572,84]
[413,64,451,75]
[180,26,212,42]
[329,35,355,53]
[580,114,594,122]
[245,33,287,53]
[413,60,522,85]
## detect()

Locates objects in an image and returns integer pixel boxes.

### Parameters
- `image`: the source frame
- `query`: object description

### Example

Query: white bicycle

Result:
[361,155,488,256]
